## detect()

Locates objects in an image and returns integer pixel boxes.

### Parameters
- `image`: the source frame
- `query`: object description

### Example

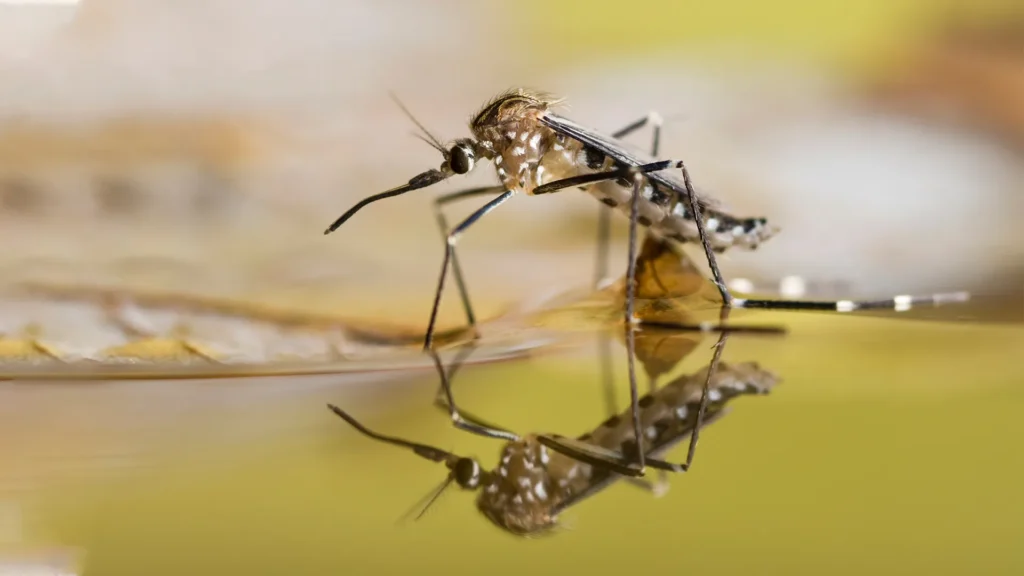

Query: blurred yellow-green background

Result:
[0,0,1022,575]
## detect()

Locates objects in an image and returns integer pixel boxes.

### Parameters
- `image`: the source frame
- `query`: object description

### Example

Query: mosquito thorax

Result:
[452,457,482,489]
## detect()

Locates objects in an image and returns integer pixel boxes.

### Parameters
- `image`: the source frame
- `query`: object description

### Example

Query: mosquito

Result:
[326,335,779,537]
[324,87,970,474]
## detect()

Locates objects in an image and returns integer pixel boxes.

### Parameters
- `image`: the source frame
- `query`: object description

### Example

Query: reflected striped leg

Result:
[428,343,517,440]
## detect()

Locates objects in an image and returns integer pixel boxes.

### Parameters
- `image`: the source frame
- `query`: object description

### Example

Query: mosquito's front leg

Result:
[427,345,518,442]
[432,185,507,341]
[423,189,515,352]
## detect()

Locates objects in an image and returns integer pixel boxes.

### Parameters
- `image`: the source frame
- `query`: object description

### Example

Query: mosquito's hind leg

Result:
[730,291,971,313]
[674,161,733,306]
[424,189,515,351]
[432,185,507,341]
[680,327,727,472]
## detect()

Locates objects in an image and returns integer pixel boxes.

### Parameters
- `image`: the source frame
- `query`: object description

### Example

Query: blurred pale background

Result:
[0,0,1022,575]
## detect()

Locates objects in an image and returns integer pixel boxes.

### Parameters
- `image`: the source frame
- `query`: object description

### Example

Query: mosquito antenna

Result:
[411,131,447,155]
[390,91,447,153]
[398,474,455,524]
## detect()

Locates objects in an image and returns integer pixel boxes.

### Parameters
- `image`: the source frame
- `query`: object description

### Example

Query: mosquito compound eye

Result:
[449,144,474,174]
[453,458,480,489]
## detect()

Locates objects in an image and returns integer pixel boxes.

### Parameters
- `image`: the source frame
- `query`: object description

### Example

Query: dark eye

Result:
[453,457,480,488]
[449,144,474,174]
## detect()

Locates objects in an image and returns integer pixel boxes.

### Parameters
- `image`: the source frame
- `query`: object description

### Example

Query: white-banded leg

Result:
[731,292,972,313]
[423,190,515,351]
[669,158,972,314]
[433,186,507,341]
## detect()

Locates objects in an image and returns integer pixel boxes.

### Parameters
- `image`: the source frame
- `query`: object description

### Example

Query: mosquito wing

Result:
[539,112,722,211]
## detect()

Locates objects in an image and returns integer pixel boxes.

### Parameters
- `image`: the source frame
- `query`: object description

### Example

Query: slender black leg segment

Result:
[428,346,520,442]
[677,161,731,305]
[433,186,506,337]
[684,310,730,471]
[593,112,664,290]
[534,160,681,195]
[429,343,517,438]
[594,206,612,289]
[624,172,647,475]
[424,189,515,351]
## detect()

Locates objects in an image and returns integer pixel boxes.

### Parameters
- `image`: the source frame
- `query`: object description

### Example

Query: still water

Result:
[1,283,1021,575]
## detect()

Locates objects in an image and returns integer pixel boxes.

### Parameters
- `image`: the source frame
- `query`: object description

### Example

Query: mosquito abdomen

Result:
[583,361,779,458]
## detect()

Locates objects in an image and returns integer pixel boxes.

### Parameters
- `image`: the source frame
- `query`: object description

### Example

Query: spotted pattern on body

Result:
[473,360,779,535]
[467,88,777,254]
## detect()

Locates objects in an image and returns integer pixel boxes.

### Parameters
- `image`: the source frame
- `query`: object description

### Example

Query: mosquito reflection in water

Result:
[327,322,783,537]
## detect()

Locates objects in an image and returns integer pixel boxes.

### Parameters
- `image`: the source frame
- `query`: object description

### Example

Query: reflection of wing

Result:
[540,113,721,210]
[629,327,703,384]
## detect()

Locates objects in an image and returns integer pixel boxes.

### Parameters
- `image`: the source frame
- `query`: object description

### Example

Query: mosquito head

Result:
[326,404,491,519]
[442,138,479,176]
[449,455,484,489]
